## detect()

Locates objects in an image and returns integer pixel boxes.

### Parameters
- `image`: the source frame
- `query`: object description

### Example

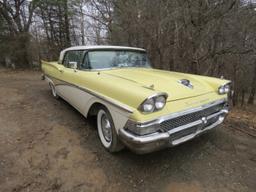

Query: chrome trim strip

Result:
[146,92,168,100]
[119,129,169,144]
[168,109,227,135]
[80,66,152,72]
[135,98,227,127]
[167,120,202,135]
[171,114,225,145]
[45,75,134,113]
[119,109,228,145]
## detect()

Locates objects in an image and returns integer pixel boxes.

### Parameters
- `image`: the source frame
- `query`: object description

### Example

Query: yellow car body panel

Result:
[42,60,229,122]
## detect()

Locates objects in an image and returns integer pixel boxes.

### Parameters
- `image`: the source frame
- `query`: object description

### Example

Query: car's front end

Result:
[115,74,231,154]
[94,61,231,154]
[119,97,229,154]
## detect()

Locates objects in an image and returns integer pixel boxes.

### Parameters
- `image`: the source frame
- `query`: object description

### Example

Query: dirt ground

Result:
[0,69,255,192]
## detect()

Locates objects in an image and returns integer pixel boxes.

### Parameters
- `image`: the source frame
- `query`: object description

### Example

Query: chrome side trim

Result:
[80,66,152,72]
[45,75,134,113]
[135,98,227,127]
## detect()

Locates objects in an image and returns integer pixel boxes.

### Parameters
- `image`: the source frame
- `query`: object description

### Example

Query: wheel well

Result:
[87,102,107,117]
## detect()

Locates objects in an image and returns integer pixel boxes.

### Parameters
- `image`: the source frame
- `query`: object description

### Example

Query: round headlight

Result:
[218,84,230,94]
[141,98,155,112]
[224,84,230,93]
[155,96,166,110]
[218,86,225,94]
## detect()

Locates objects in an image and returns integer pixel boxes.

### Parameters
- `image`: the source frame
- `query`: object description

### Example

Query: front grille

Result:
[169,125,199,141]
[203,115,219,129]
[160,102,225,131]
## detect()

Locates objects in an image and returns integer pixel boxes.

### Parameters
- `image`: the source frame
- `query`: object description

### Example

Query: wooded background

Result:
[0,0,255,105]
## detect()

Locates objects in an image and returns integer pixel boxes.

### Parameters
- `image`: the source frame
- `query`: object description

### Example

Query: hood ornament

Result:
[178,79,193,89]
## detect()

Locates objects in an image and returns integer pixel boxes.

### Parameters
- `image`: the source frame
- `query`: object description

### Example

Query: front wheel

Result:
[97,107,124,153]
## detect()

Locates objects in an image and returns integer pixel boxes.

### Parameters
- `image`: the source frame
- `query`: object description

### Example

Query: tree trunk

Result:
[11,33,31,68]
[247,60,256,104]
[241,89,245,106]
[64,0,71,47]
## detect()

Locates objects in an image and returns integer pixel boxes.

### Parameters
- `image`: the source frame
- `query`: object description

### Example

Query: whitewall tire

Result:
[97,107,124,152]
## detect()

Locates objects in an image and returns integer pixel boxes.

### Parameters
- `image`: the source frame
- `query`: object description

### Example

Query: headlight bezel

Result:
[218,83,231,95]
[155,95,166,110]
[139,93,168,113]
[141,97,155,113]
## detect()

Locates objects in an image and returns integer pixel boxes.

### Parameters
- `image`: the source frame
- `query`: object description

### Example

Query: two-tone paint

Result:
[41,45,231,153]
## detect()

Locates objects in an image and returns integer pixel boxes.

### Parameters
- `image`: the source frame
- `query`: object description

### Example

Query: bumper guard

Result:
[119,104,228,154]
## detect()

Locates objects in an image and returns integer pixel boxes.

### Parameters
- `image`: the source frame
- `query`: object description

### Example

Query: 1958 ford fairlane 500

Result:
[41,45,231,154]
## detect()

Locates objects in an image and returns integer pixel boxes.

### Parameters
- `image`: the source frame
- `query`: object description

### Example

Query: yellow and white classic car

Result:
[42,46,231,154]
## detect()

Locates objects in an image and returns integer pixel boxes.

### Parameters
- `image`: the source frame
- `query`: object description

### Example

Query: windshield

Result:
[82,50,151,70]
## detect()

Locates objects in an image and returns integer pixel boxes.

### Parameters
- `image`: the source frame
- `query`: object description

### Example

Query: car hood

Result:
[102,68,214,101]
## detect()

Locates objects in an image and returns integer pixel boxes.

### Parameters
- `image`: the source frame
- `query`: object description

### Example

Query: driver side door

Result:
[56,50,86,111]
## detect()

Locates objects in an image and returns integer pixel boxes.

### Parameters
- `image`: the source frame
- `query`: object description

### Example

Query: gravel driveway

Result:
[0,70,255,192]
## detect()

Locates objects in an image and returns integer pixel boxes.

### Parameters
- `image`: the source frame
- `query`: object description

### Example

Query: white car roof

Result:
[59,45,146,63]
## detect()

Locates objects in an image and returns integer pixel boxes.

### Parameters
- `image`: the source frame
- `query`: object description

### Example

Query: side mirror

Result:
[69,61,77,71]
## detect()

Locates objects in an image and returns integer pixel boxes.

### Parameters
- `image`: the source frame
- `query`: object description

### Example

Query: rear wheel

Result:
[49,83,59,99]
[97,107,124,153]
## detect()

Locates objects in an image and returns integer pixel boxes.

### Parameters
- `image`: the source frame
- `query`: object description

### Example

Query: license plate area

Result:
[169,125,199,141]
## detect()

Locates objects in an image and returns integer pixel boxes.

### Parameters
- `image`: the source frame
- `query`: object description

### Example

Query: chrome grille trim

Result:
[119,107,228,153]
[160,102,225,131]
[167,110,227,135]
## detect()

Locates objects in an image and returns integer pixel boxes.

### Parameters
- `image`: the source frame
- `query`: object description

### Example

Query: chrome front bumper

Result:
[119,100,229,154]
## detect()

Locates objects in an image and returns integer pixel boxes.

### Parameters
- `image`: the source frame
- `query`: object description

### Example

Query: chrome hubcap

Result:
[101,114,112,142]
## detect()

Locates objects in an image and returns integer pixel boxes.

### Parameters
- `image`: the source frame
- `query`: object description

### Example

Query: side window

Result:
[81,53,91,70]
[63,50,83,68]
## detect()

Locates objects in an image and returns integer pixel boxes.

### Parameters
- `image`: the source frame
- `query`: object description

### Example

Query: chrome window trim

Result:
[79,49,150,71]
[59,46,146,64]
[45,75,134,113]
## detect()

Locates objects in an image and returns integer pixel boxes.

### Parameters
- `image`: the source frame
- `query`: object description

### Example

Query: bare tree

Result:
[0,0,255,105]
[0,0,38,68]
